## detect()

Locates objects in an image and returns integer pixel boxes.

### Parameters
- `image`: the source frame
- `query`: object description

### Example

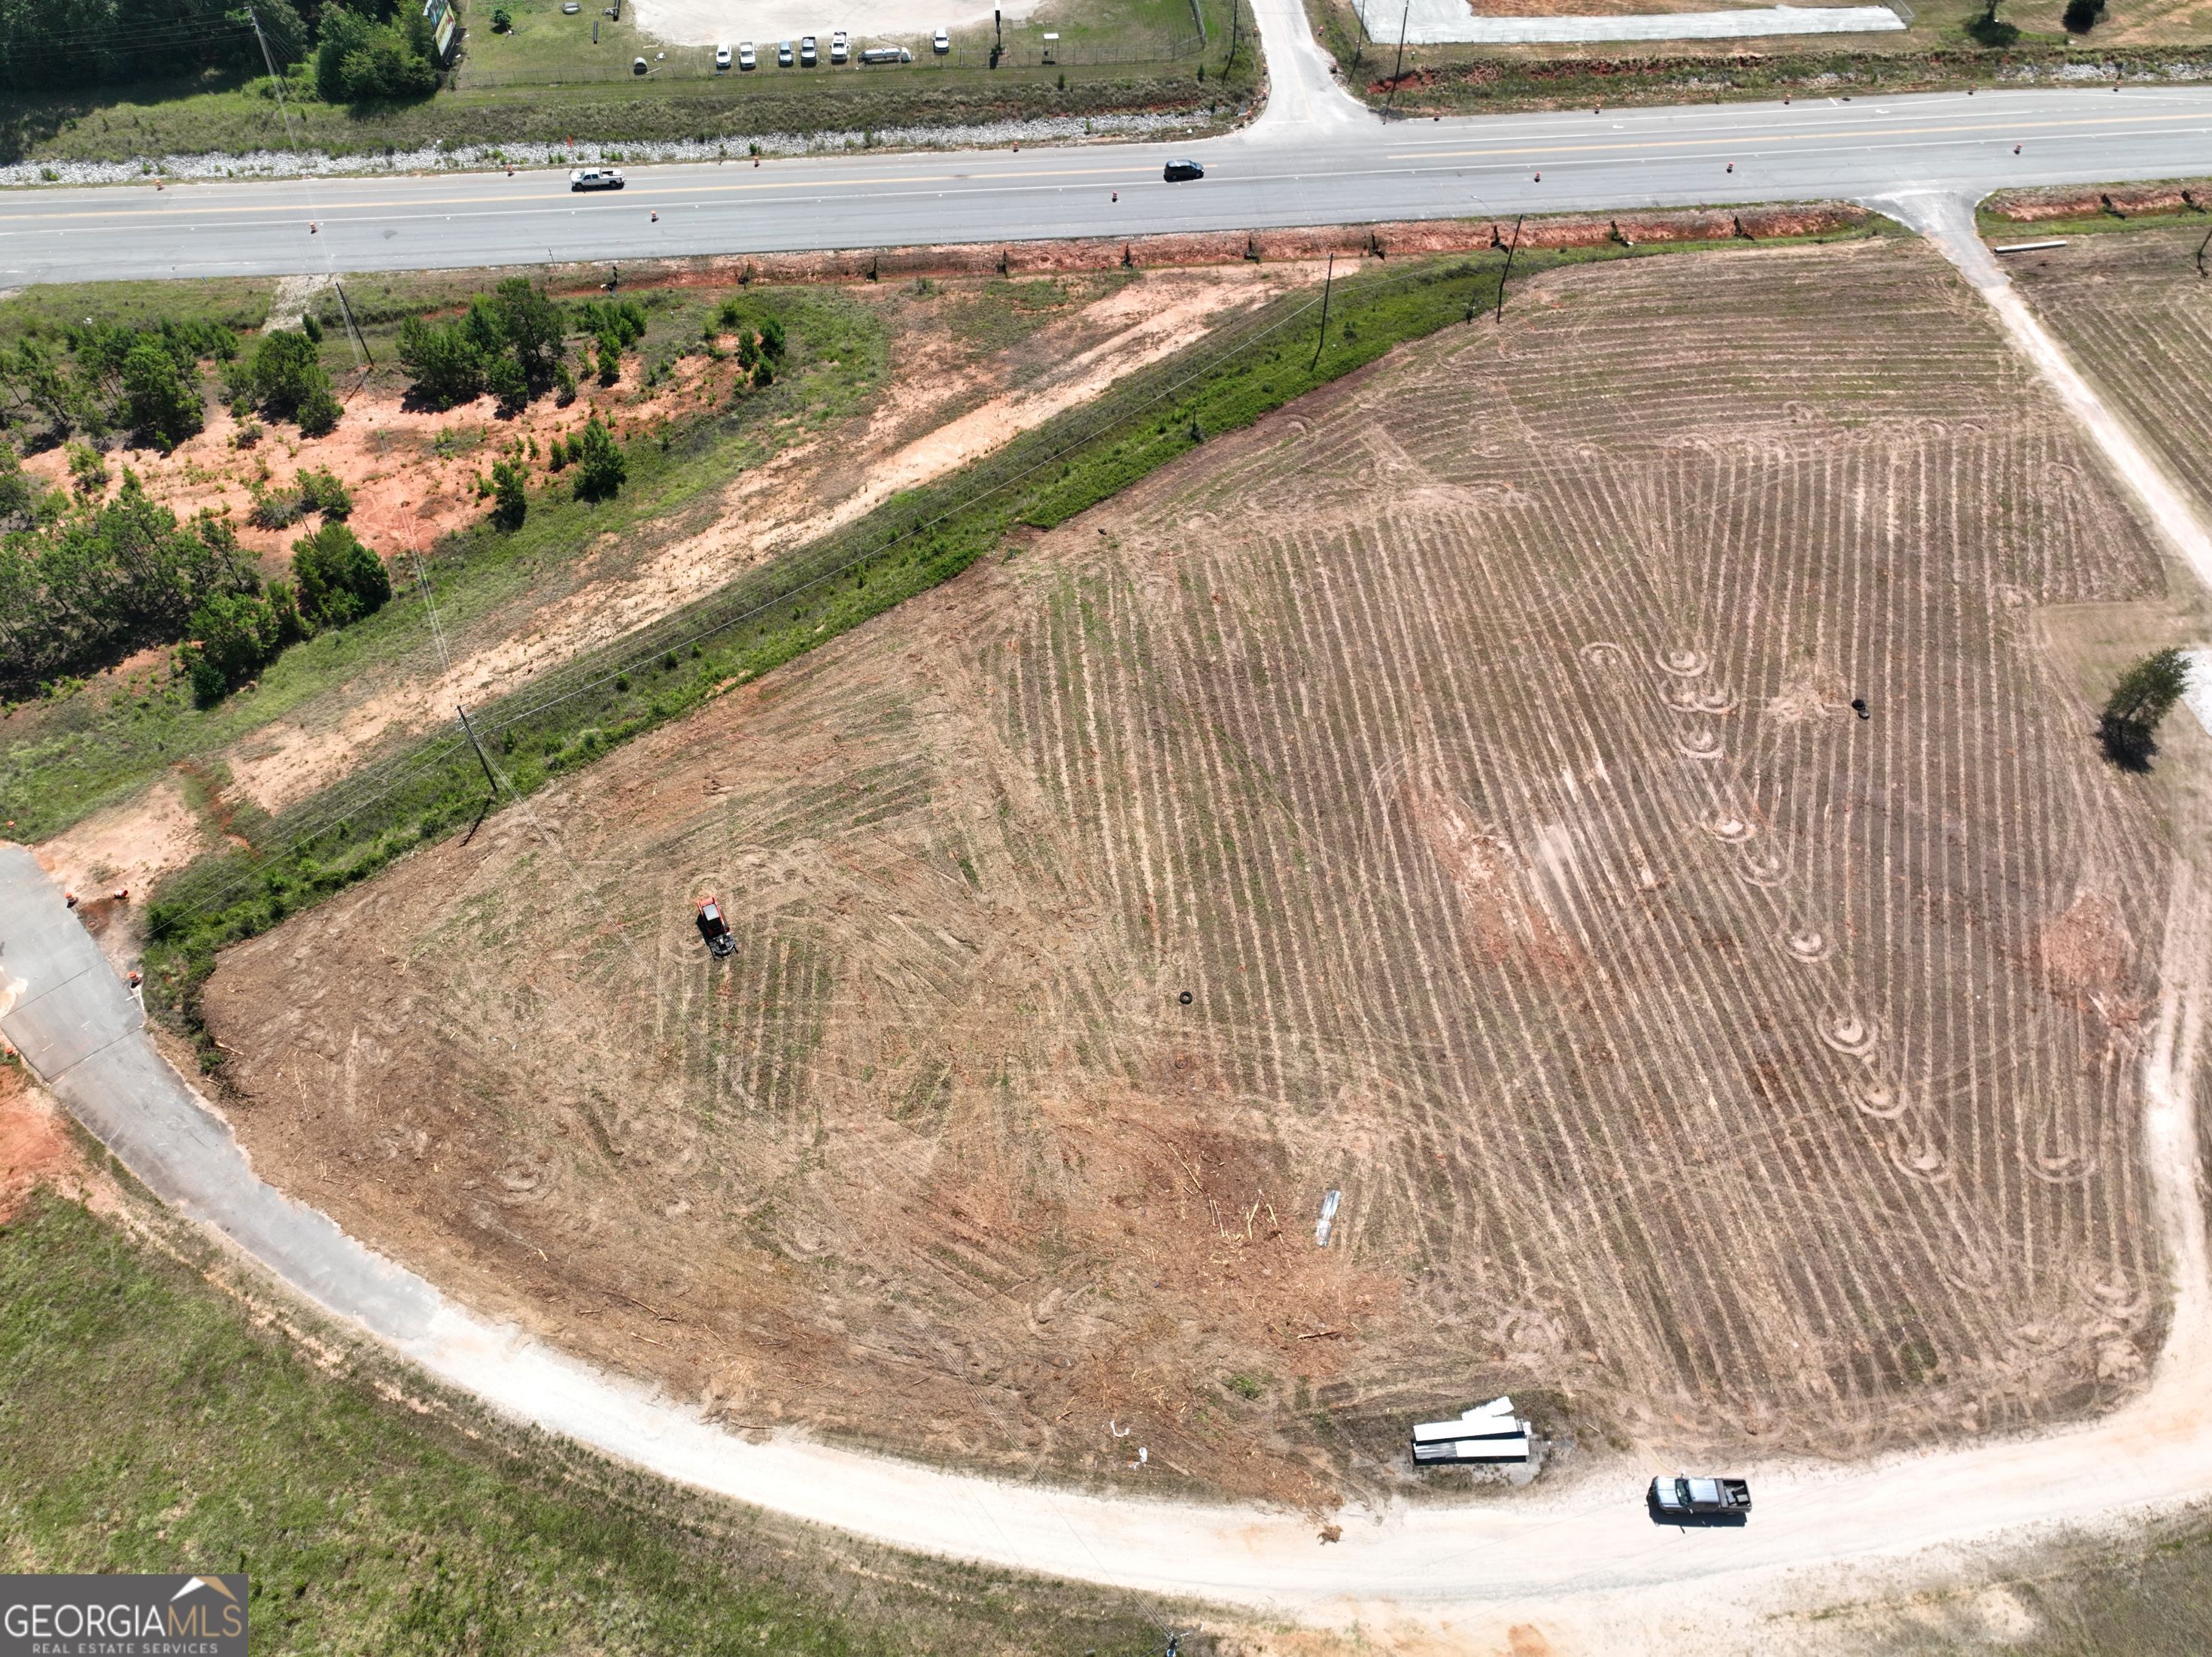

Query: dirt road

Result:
[5,809,2212,1642]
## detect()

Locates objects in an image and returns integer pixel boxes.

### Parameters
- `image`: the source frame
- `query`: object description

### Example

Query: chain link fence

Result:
[451,27,1214,89]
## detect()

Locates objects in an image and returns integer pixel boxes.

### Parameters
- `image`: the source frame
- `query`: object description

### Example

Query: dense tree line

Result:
[0,318,232,451]
[0,455,391,700]
[0,0,305,95]
[0,0,439,105]
[0,466,258,691]
[314,1,439,103]
[1,317,338,448]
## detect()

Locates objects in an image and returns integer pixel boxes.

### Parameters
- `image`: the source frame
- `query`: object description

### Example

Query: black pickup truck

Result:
[1648,1475,1752,1522]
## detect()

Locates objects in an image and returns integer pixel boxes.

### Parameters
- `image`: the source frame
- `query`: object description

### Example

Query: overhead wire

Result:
[167,256,1482,932]
[477,277,1342,742]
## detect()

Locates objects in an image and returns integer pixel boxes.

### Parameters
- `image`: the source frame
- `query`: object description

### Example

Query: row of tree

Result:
[0,466,257,690]
[2,319,230,451]
[0,445,389,700]
[0,317,339,450]
[0,0,302,95]
[0,1,439,104]
[397,284,644,413]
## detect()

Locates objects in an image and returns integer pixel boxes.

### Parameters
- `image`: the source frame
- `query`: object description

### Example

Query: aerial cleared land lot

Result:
[206,235,2183,1505]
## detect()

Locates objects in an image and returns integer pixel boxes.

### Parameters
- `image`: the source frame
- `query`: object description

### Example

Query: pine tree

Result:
[2100,648,2189,766]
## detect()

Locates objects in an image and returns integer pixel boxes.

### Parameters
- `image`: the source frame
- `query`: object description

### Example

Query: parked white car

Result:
[830,29,849,62]
[737,40,756,68]
[932,26,949,53]
[714,43,731,69]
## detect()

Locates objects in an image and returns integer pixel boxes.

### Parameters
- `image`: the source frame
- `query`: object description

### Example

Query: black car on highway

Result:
[1163,159,1204,182]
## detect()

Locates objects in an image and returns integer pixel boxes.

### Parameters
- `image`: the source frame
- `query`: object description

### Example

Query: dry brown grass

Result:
[205,235,2182,1507]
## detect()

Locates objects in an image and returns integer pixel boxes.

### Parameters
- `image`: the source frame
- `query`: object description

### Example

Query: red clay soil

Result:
[541,204,1871,294]
[1984,181,2212,222]
[0,1064,84,1222]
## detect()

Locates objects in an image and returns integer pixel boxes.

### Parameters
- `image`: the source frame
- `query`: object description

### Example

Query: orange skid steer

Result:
[696,897,737,958]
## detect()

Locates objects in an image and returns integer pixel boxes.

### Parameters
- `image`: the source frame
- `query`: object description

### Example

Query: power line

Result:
[166,257,1489,928]
[481,280,1343,740]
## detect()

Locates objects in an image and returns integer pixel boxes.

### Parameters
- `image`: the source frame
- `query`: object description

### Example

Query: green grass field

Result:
[0,1183,1192,1655]
[3,0,1251,167]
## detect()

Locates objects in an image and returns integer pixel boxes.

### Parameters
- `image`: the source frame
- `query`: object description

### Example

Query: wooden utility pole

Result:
[1384,0,1410,115]
[333,282,372,367]
[1311,253,1335,370]
[1494,214,1524,324]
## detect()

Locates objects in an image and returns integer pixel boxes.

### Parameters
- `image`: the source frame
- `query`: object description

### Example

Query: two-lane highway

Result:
[8,89,2212,284]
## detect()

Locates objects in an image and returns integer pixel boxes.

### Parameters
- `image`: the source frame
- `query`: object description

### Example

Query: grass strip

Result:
[0,1186,1183,1654]
[143,227,1875,1052]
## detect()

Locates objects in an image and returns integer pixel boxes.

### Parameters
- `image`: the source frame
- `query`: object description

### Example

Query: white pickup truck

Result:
[569,168,626,192]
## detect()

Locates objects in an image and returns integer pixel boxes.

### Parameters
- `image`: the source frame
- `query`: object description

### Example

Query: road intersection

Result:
[5,0,2212,285]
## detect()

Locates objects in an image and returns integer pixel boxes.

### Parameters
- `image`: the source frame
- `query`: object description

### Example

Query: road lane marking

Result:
[1386,108,2212,161]
[7,108,2212,226]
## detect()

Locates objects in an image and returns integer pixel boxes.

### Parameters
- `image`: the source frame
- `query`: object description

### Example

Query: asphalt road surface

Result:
[8,86,2212,285]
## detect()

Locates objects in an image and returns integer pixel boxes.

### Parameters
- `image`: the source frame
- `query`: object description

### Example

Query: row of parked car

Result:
[709,28,947,71]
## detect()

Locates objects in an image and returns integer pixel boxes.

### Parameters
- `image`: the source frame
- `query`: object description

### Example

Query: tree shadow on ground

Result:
[2098,716,2160,773]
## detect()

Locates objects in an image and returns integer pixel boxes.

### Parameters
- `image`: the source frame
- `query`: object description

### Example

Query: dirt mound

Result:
[609,205,1870,290]
[0,1064,90,1222]
[1984,181,2212,223]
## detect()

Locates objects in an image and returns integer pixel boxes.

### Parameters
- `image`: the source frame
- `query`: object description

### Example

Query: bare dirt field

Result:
[2009,224,2212,529]
[205,235,2184,1507]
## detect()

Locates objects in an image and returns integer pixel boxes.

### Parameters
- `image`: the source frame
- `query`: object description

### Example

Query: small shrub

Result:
[489,457,528,530]
[65,442,108,496]
[247,487,302,530]
[296,466,351,519]
[491,5,512,28]
[291,520,392,630]
[569,414,625,502]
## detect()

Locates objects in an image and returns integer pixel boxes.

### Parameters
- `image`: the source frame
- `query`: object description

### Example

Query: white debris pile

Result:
[1411,1395,1530,1465]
